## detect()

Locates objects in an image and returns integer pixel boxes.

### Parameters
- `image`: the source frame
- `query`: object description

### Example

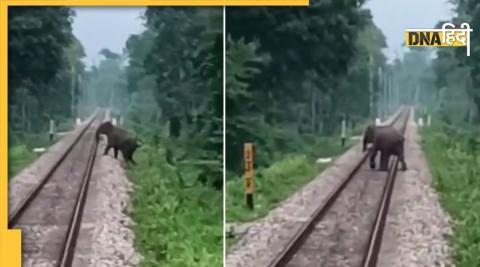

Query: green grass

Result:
[8,131,59,178]
[127,144,223,267]
[8,145,36,178]
[226,136,352,223]
[227,155,320,222]
[422,120,480,266]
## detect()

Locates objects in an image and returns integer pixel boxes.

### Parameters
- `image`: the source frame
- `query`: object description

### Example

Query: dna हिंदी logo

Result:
[405,23,473,56]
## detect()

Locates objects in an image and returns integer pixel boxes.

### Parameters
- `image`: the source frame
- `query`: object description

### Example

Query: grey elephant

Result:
[363,125,407,171]
[95,121,142,165]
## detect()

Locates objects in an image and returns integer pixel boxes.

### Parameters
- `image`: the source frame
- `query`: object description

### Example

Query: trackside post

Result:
[49,120,55,143]
[244,143,254,210]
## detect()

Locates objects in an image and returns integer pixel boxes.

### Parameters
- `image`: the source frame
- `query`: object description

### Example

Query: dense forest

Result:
[226,1,388,174]
[389,0,480,126]
[8,7,83,139]
[9,7,223,188]
[8,6,223,266]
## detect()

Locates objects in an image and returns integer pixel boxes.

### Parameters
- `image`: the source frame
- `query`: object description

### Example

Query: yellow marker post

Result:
[244,143,254,210]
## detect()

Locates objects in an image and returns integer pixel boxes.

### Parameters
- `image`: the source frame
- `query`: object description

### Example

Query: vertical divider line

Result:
[222,5,227,265]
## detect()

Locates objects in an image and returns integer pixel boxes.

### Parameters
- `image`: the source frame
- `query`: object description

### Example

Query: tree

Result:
[125,7,223,189]
[225,1,387,173]
[8,7,80,133]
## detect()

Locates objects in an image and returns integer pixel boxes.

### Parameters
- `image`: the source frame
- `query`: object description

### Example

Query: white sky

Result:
[71,3,455,65]
[72,7,146,67]
[365,0,454,61]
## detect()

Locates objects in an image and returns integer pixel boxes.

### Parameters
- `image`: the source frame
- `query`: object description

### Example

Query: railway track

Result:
[9,109,104,267]
[267,108,410,267]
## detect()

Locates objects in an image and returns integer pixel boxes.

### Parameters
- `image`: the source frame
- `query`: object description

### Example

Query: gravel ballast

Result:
[226,110,400,267]
[377,108,453,267]
[9,121,139,267]
[72,145,140,267]
[226,108,453,267]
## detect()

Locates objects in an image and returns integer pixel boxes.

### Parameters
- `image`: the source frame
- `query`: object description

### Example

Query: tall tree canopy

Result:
[226,1,387,173]
[8,7,81,134]
[125,7,223,188]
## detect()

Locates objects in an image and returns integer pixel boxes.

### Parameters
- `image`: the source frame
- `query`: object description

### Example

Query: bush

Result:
[423,119,480,266]
[128,144,222,267]
[8,145,35,178]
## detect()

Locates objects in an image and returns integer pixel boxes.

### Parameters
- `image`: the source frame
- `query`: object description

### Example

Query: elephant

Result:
[95,121,142,165]
[362,125,407,171]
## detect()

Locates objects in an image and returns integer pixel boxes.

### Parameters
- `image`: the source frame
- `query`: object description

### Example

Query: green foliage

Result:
[8,131,55,178]
[8,7,74,90]
[454,0,480,115]
[422,120,480,266]
[125,7,223,188]
[425,1,480,122]
[226,154,319,222]
[8,7,85,135]
[128,145,222,267]
[8,145,35,178]
[225,3,386,174]
[390,45,476,125]
[123,8,223,266]
[8,7,80,132]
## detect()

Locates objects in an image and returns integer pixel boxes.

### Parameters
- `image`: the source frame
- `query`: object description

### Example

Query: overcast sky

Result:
[365,0,454,61]
[71,3,454,66]
[72,7,146,67]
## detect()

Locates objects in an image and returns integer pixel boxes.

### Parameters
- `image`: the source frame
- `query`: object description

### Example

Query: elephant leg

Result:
[114,147,119,159]
[129,155,137,165]
[119,149,134,165]
[399,157,407,171]
[370,148,377,169]
[127,149,137,165]
[104,144,111,155]
[379,151,389,171]
[397,143,407,171]
[120,149,128,162]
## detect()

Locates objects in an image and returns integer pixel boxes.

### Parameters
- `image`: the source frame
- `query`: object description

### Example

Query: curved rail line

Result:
[9,109,104,267]
[268,107,410,267]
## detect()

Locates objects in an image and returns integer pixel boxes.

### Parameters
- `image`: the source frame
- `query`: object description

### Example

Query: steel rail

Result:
[267,108,407,267]
[361,108,411,267]
[58,128,99,267]
[9,109,100,226]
